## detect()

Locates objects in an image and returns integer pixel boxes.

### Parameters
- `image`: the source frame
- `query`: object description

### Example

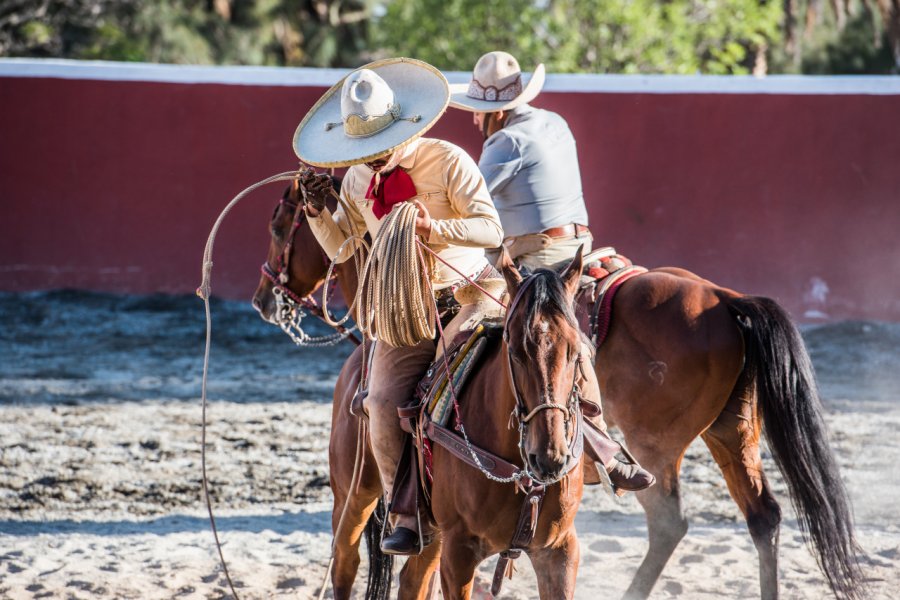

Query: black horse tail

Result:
[729,295,865,600]
[363,496,393,600]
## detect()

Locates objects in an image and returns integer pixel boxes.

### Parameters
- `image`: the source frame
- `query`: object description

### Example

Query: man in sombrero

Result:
[450,51,655,495]
[293,58,504,555]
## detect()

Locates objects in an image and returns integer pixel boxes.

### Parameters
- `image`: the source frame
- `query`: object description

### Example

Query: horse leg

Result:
[529,529,580,599]
[331,489,379,599]
[702,391,781,600]
[398,534,442,600]
[622,461,689,600]
[438,532,483,600]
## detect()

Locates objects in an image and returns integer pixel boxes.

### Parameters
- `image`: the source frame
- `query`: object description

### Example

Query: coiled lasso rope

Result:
[356,201,436,347]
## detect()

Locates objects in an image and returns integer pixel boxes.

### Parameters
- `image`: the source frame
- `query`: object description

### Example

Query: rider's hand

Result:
[302,171,332,216]
[412,198,432,239]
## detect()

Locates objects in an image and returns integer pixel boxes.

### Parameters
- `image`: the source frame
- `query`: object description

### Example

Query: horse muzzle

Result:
[251,287,277,322]
[527,450,572,482]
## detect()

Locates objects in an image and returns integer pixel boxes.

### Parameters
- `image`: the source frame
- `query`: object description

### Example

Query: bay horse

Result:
[253,184,587,599]
[253,182,864,600]
[574,267,864,600]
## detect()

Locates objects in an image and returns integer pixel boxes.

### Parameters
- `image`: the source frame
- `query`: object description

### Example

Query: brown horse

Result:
[253,184,864,600]
[328,256,590,600]
[253,185,588,599]
[576,266,864,600]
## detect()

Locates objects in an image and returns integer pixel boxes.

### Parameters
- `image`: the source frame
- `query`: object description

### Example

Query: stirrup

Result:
[380,526,434,556]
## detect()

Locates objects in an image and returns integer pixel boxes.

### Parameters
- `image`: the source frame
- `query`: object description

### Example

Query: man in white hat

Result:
[450,51,655,494]
[449,50,592,271]
[294,58,504,555]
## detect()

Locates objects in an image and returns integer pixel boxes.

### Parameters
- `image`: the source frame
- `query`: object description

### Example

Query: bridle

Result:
[502,273,584,486]
[260,193,360,347]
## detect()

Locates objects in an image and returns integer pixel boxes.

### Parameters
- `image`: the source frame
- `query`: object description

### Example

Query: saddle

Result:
[578,247,647,348]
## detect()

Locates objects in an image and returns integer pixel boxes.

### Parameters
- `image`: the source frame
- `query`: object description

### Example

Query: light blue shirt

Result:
[479,104,589,238]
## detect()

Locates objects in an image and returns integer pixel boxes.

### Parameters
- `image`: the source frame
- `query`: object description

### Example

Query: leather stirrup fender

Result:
[580,398,601,418]
[583,417,620,465]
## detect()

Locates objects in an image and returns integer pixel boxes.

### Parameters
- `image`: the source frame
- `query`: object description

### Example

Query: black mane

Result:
[519,269,578,347]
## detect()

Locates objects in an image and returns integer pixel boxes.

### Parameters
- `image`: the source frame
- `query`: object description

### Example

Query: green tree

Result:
[1,0,896,73]
[0,0,376,67]
[774,0,899,73]
[375,0,783,75]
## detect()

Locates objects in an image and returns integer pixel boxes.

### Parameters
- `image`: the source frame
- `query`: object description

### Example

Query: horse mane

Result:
[519,269,578,348]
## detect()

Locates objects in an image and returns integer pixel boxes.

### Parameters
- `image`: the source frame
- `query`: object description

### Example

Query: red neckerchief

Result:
[366,167,417,219]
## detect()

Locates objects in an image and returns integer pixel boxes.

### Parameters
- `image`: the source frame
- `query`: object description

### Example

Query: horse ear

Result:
[496,246,522,297]
[561,245,585,299]
[291,179,300,199]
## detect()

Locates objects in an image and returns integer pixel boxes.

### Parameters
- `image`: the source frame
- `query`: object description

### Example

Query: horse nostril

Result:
[251,296,263,312]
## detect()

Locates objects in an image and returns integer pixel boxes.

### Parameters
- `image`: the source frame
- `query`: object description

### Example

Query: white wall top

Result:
[1,58,898,95]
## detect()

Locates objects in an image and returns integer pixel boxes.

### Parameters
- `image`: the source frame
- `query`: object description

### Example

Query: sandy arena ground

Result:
[1,292,898,599]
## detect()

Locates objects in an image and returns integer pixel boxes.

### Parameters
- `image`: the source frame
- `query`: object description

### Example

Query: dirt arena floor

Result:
[1,291,898,599]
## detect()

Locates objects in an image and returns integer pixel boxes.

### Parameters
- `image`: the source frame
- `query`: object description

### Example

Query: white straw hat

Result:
[293,57,450,168]
[449,51,545,113]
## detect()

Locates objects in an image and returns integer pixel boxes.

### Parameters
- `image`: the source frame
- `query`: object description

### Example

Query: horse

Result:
[253,184,589,599]
[253,183,864,600]
[573,266,864,600]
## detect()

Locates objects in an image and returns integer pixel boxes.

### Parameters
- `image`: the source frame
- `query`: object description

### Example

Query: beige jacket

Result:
[308,138,504,289]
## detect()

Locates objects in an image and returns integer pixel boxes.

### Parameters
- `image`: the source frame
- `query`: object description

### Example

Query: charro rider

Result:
[449,51,655,493]
[293,58,504,555]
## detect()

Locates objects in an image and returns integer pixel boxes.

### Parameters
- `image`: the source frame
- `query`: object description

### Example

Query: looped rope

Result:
[321,234,370,328]
[356,202,436,347]
[197,171,307,600]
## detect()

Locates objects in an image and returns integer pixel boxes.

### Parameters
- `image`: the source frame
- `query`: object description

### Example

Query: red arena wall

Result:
[1,60,899,321]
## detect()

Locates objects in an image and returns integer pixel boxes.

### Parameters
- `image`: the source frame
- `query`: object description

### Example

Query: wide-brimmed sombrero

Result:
[293,57,450,168]
[449,51,545,113]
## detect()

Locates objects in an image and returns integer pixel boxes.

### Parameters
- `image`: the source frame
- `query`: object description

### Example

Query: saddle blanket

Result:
[416,320,503,427]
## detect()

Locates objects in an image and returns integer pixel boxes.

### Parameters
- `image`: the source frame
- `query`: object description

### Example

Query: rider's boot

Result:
[381,516,433,555]
[380,434,434,555]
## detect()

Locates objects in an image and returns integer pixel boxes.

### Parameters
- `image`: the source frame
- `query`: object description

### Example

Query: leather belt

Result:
[541,223,590,238]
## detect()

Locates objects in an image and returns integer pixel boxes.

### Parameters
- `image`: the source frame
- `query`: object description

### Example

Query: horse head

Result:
[499,246,585,483]
[251,179,335,323]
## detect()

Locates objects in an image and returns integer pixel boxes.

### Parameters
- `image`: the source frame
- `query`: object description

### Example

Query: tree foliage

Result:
[0,0,896,73]
[375,0,782,75]
[0,0,376,67]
